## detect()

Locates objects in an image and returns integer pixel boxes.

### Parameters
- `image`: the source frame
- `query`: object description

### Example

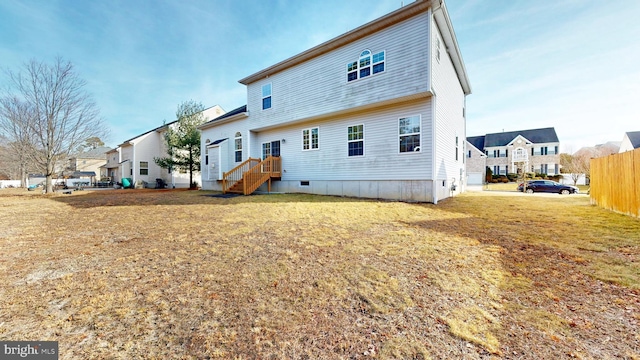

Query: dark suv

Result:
[517,180,579,194]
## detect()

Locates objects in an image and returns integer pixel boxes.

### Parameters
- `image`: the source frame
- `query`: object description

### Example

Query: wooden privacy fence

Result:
[590,148,640,218]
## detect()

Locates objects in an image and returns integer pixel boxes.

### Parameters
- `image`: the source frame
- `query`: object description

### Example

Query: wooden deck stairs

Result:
[222,156,281,195]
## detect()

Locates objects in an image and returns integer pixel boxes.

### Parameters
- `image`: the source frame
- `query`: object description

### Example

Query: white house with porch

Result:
[199,0,471,203]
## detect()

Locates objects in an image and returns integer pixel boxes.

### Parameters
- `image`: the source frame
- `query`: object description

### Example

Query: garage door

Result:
[467,172,483,185]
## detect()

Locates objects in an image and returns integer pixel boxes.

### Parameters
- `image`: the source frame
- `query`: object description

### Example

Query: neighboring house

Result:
[100,148,121,181]
[466,127,560,185]
[466,136,487,185]
[619,131,640,153]
[118,105,225,188]
[67,146,113,184]
[199,0,471,203]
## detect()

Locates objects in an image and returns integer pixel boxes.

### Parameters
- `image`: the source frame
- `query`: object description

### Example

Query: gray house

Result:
[466,127,560,184]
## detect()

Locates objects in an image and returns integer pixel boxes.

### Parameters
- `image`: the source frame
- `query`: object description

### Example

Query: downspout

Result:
[132,143,136,184]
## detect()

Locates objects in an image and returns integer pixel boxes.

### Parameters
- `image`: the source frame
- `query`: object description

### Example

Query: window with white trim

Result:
[348,124,364,157]
[302,127,319,150]
[205,148,209,165]
[140,161,148,175]
[262,83,272,110]
[399,115,421,153]
[347,49,385,82]
[234,132,242,162]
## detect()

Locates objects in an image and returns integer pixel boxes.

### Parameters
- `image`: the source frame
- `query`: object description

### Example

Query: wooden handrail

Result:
[222,157,260,193]
[242,156,282,195]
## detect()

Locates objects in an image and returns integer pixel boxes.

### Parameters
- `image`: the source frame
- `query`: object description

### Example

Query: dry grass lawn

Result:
[0,188,638,359]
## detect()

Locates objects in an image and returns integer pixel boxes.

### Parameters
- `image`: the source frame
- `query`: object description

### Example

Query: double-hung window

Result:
[399,116,421,153]
[302,127,319,151]
[262,83,272,110]
[347,50,385,82]
[348,124,364,157]
[139,161,148,175]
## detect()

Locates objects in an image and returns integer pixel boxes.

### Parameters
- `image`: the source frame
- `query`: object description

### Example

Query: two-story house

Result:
[66,146,113,184]
[466,127,560,184]
[198,0,471,203]
[117,105,225,188]
[100,148,120,181]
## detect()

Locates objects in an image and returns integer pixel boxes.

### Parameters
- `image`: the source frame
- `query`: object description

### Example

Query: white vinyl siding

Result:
[253,99,433,181]
[431,16,466,191]
[246,12,430,129]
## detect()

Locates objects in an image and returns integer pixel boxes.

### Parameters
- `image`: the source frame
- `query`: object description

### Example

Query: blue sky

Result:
[1,0,638,152]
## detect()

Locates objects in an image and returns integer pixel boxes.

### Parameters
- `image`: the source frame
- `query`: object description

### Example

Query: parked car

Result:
[517,180,579,194]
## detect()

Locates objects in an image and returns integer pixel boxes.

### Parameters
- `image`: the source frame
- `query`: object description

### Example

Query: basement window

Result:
[300,181,310,187]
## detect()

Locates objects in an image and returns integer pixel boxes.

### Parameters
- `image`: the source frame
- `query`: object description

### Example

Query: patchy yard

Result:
[0,189,638,359]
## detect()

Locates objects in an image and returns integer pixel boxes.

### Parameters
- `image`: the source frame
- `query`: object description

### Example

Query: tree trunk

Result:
[188,147,193,189]
[45,165,53,193]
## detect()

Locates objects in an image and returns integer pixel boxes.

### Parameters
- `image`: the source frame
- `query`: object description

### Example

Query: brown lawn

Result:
[0,189,638,359]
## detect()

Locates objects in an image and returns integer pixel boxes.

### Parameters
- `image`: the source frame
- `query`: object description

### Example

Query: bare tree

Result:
[0,96,37,187]
[559,153,584,186]
[568,145,618,185]
[2,58,107,193]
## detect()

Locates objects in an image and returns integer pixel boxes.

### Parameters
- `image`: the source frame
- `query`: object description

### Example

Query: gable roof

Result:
[198,105,248,130]
[625,131,640,149]
[466,136,485,152]
[72,146,113,159]
[119,105,224,146]
[482,128,558,148]
[238,0,470,94]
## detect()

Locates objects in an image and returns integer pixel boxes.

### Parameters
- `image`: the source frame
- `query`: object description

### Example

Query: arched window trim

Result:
[234,132,242,162]
[347,49,385,82]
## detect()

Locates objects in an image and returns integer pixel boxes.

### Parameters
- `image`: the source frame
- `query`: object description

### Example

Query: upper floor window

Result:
[347,49,385,82]
[399,115,421,153]
[302,127,319,151]
[533,146,549,156]
[262,83,272,110]
[513,147,527,162]
[234,132,242,162]
[348,124,364,157]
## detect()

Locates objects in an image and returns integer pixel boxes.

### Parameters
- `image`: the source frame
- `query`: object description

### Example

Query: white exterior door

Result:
[207,141,228,181]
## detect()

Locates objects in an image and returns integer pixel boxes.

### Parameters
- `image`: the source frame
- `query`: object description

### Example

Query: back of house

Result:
[200,0,470,203]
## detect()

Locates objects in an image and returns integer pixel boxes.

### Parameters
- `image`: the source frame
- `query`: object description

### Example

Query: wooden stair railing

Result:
[222,157,260,193]
[242,156,281,195]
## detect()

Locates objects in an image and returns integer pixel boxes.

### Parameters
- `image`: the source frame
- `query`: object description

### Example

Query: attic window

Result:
[347,49,385,82]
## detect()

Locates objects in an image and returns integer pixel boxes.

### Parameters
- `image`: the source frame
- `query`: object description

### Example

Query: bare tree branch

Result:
[2,57,108,192]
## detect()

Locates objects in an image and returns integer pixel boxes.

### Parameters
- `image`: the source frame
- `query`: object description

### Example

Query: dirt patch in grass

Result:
[0,188,638,359]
